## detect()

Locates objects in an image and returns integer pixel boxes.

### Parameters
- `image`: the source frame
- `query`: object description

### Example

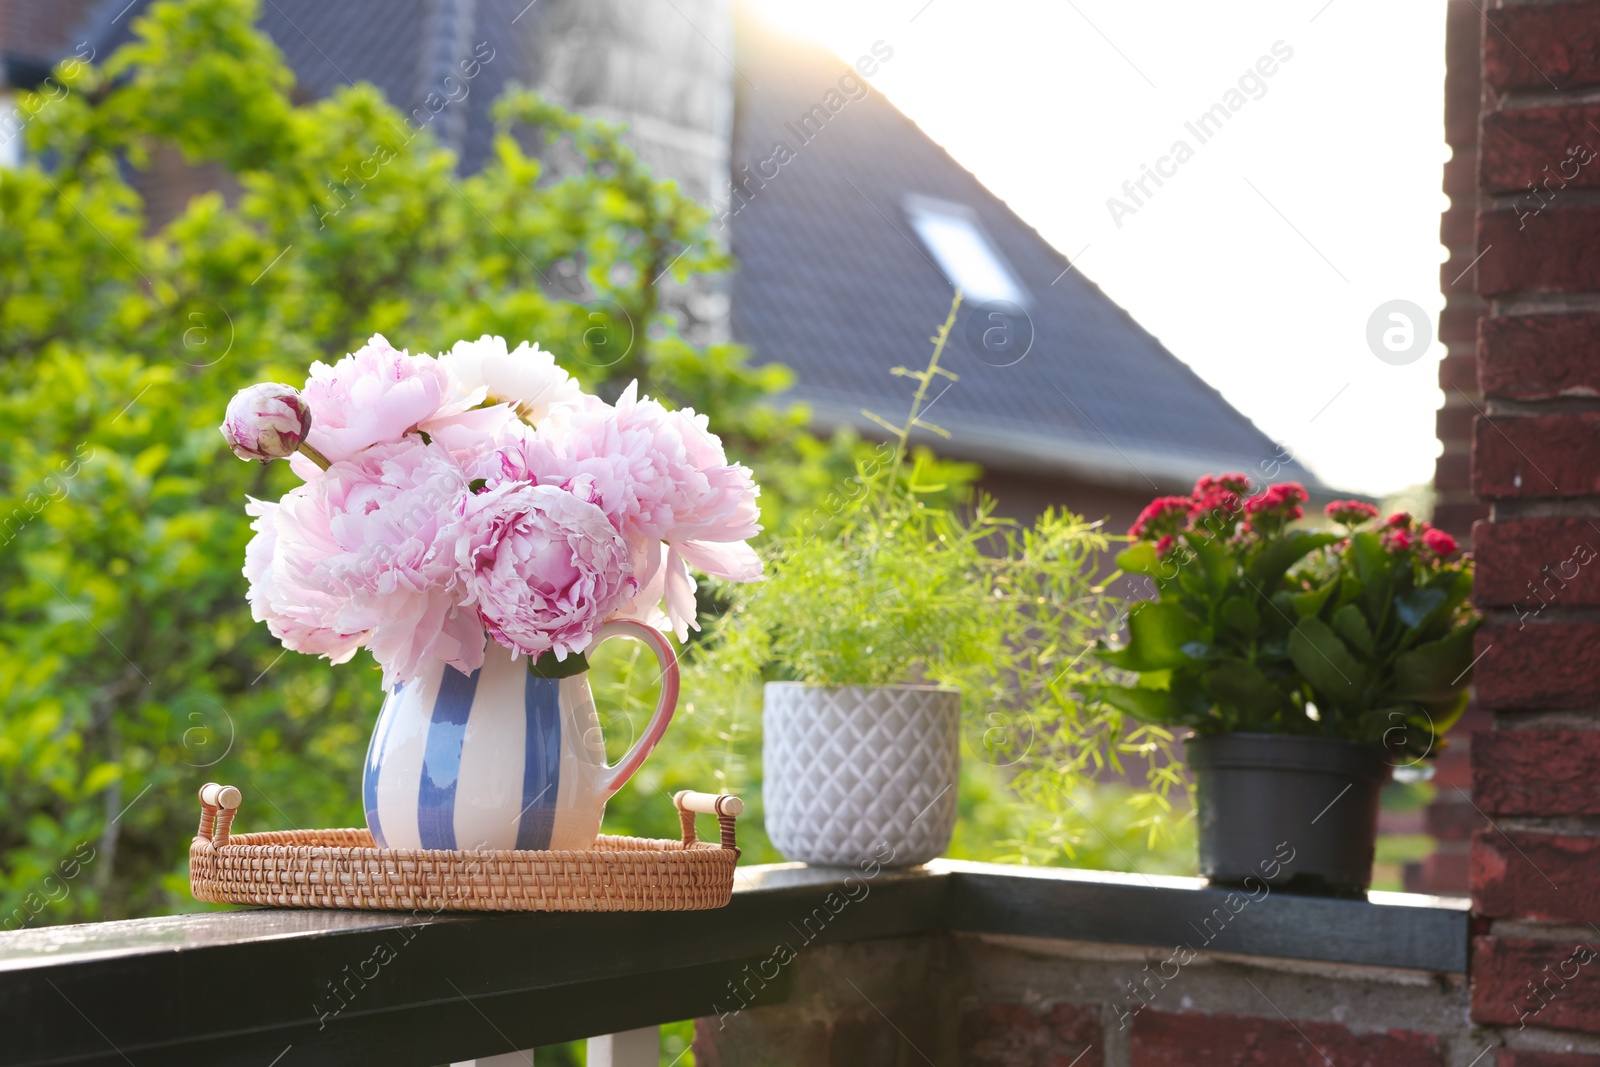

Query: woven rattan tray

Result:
[188,784,742,912]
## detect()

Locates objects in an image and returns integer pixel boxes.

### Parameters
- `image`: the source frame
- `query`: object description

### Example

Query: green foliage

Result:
[0,0,801,926]
[1280,524,1481,759]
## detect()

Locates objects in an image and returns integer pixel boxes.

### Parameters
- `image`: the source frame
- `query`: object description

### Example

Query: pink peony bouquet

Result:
[222,335,763,686]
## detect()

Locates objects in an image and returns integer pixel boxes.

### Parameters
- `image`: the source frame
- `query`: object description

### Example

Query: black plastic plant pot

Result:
[1186,733,1393,898]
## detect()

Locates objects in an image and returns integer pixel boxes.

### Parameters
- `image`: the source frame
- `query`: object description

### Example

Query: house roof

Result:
[726,15,1320,493]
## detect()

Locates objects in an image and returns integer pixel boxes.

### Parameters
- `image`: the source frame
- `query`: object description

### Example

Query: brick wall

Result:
[696,935,1477,1066]
[1468,0,1600,1060]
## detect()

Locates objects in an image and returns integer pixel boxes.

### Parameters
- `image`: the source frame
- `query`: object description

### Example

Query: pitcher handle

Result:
[593,619,681,799]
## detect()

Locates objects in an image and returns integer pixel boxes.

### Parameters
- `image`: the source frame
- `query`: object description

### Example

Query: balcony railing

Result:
[0,860,1470,1067]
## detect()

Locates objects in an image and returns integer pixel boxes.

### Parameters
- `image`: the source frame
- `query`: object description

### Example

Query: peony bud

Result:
[221,383,328,468]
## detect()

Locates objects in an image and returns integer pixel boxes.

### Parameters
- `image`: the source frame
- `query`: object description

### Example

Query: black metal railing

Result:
[0,861,1468,1067]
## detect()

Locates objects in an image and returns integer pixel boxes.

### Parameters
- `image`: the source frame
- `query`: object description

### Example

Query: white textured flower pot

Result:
[762,682,960,867]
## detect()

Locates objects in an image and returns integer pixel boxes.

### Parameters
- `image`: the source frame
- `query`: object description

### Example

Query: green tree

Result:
[0,0,798,925]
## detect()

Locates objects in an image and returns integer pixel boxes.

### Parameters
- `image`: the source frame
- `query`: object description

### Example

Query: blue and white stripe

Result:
[363,648,573,852]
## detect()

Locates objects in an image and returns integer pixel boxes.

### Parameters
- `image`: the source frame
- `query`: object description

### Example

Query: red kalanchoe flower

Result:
[1189,487,1245,539]
[1130,496,1194,540]
[1385,511,1412,530]
[1325,499,1379,526]
[1245,482,1306,519]
[1422,527,1459,557]
[1195,472,1252,497]
[1385,528,1413,552]
[1155,534,1176,558]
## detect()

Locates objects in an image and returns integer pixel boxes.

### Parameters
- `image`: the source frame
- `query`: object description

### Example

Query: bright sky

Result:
[745,0,1451,497]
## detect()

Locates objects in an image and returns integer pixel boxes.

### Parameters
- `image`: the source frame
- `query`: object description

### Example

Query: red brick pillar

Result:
[1468,1,1600,1056]
[1411,0,1494,897]
[1435,0,1490,545]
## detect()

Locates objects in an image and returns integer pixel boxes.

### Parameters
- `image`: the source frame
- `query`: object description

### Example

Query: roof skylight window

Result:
[903,195,1029,307]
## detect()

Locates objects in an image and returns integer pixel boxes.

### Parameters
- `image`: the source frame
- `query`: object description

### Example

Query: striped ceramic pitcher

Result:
[361,620,679,852]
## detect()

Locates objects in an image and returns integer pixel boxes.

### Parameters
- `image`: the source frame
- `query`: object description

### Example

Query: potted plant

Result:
[698,299,1117,867]
[1096,478,1480,896]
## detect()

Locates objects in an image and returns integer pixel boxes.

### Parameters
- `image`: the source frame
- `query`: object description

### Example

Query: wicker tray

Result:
[188,784,742,912]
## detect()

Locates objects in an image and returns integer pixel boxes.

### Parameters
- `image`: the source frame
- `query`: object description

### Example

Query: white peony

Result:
[439,335,584,425]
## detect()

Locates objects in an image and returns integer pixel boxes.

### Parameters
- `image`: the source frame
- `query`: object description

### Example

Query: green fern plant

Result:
[694,296,1181,822]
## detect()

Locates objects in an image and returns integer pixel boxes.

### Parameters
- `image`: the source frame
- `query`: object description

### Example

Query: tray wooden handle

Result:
[195,783,242,848]
[674,790,742,852]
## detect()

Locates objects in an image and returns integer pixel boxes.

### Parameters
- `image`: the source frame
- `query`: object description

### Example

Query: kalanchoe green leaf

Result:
[1185,535,1232,597]
[1390,626,1479,702]
[1426,689,1472,739]
[1202,659,1285,719]
[1330,602,1375,656]
[1394,585,1447,629]
[1288,617,1367,707]
[1246,530,1339,591]
[1096,600,1212,672]
[1094,682,1198,725]
[1114,541,1161,577]
[1349,531,1394,619]
[1290,577,1337,619]
[1218,595,1260,638]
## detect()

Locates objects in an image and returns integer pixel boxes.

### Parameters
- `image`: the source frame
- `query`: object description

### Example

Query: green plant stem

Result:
[876,291,963,518]
[296,442,331,470]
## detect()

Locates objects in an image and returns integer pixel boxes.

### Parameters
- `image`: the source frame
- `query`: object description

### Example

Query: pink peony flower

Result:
[439,336,584,425]
[614,540,699,639]
[271,438,485,686]
[222,383,313,463]
[1130,496,1193,540]
[456,482,637,660]
[294,335,456,473]
[423,402,526,474]
[242,496,366,662]
[502,382,763,638]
